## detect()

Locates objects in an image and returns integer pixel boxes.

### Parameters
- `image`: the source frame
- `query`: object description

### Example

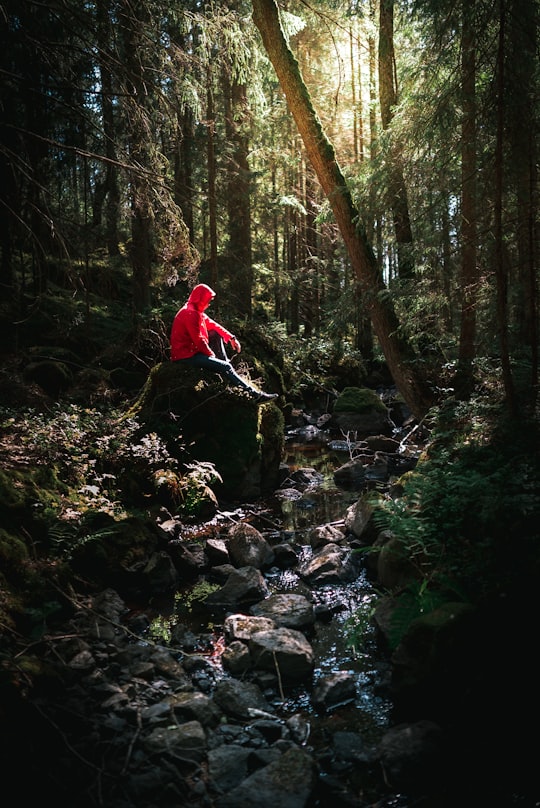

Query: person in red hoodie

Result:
[170,283,277,402]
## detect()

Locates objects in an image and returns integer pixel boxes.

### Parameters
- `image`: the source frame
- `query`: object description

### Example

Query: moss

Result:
[0,466,66,535]
[334,386,387,414]
[0,528,29,565]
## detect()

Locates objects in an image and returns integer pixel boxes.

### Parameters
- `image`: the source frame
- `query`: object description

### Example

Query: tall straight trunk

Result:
[175,105,195,244]
[253,0,435,418]
[206,81,218,291]
[121,0,153,313]
[95,0,120,257]
[455,1,478,396]
[494,0,516,414]
[507,0,538,404]
[378,0,414,280]
[223,73,253,317]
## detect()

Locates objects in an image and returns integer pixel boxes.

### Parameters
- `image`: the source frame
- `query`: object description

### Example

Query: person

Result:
[170,283,277,402]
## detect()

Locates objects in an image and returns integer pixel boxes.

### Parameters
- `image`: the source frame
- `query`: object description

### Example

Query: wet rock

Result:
[221,639,252,674]
[224,613,276,641]
[271,542,299,568]
[309,523,346,549]
[250,593,315,631]
[311,671,357,711]
[213,677,273,720]
[227,522,275,569]
[298,543,359,585]
[249,626,314,681]
[333,457,367,487]
[203,566,270,609]
[142,550,179,594]
[343,495,376,542]
[206,536,230,565]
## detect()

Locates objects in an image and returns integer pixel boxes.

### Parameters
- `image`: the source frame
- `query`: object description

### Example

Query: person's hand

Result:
[230,337,241,352]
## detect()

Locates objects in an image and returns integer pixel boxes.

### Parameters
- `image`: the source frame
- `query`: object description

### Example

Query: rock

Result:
[214,746,317,808]
[203,566,270,609]
[224,613,276,642]
[213,678,273,720]
[297,543,359,585]
[221,639,252,674]
[249,626,314,681]
[309,523,346,549]
[208,744,252,793]
[250,593,315,631]
[343,495,377,542]
[167,691,222,728]
[311,671,357,711]
[143,720,206,763]
[378,720,445,792]
[227,522,275,569]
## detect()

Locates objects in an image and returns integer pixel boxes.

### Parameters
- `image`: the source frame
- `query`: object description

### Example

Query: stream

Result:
[150,421,401,803]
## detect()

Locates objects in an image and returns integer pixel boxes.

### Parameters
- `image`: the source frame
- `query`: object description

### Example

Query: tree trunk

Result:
[378,0,414,280]
[223,71,253,317]
[206,80,218,291]
[494,0,516,415]
[455,2,478,398]
[252,0,435,418]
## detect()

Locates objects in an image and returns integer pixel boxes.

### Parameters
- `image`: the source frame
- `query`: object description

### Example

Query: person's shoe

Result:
[252,391,278,402]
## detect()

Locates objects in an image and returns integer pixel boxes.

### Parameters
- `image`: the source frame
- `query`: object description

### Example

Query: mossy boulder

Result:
[331,386,394,437]
[124,362,285,501]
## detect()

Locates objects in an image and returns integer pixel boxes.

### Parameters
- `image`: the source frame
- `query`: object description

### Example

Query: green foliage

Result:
[154,461,222,517]
[0,404,180,521]
[372,400,540,606]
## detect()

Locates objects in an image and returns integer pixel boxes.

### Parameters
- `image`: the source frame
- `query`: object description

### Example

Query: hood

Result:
[187,283,215,311]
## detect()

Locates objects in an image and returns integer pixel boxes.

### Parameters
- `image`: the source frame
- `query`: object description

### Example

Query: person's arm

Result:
[206,317,241,352]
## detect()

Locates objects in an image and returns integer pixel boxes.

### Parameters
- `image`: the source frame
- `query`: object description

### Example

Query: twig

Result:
[272,650,285,702]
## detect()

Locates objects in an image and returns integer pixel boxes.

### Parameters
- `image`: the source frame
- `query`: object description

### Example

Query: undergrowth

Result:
[352,397,540,649]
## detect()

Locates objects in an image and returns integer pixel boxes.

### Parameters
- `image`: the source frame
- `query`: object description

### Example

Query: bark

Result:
[252,0,435,418]
[455,2,478,397]
[494,0,516,415]
[223,73,253,316]
[378,0,414,280]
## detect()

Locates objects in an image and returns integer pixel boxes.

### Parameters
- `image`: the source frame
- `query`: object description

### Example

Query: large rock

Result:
[249,626,314,681]
[214,746,317,808]
[330,386,394,437]
[227,522,275,569]
[124,362,285,500]
[297,543,359,585]
[250,593,315,631]
[204,566,270,609]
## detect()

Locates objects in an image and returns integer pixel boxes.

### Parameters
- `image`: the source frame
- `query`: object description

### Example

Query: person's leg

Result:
[176,352,254,392]
[208,331,228,361]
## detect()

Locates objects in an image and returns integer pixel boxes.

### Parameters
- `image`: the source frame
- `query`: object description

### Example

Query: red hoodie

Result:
[170,284,233,360]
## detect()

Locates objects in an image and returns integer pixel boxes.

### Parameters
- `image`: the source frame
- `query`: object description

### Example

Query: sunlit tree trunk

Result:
[95,0,120,257]
[252,0,435,418]
[378,0,414,280]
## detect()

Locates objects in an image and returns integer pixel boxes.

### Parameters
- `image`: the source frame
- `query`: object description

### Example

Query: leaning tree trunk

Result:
[252,0,435,418]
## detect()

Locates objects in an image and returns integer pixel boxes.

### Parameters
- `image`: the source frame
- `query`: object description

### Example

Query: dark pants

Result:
[175,333,255,392]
